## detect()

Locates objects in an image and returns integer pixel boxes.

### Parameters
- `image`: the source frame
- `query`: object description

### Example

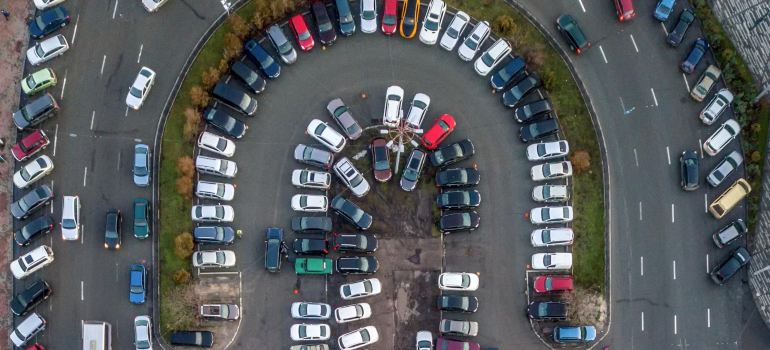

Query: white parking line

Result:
[661,22,669,36]
[578,0,586,12]
[699,139,703,158]
[71,15,79,44]
[81,281,84,301]
[90,111,95,129]
[50,181,54,213]
[683,73,690,91]
[60,70,67,100]
[706,254,709,273]
[707,308,711,327]
[642,312,645,331]
[117,151,121,170]
[666,146,671,164]
[81,225,85,244]
[651,88,658,106]
[630,34,639,52]
[112,0,119,19]
[83,167,87,186]
[599,45,607,63]
[53,124,59,156]
[125,107,129,117]
[705,193,708,213]
[634,149,639,166]
[674,314,678,334]
[673,260,677,279]
[137,44,143,63]
[619,97,626,112]
[640,256,644,275]
[671,204,675,223]
[101,55,106,75]
[639,202,642,220]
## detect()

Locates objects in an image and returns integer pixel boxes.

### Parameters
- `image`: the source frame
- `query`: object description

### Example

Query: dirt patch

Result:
[565,288,607,331]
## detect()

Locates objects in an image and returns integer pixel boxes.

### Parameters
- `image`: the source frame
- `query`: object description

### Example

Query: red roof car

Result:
[12,130,50,162]
[382,0,398,34]
[534,276,574,293]
[421,114,456,150]
[614,0,635,21]
[436,338,480,350]
[290,14,315,51]
[26,345,45,350]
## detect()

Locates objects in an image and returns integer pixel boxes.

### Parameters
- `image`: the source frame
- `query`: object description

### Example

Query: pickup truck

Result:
[199,304,240,320]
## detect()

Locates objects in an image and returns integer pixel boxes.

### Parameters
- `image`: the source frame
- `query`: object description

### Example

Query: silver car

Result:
[267,25,297,64]
[126,67,156,110]
[458,21,490,61]
[700,89,733,125]
[532,185,570,202]
[292,169,331,189]
[27,34,69,66]
[291,302,332,320]
[400,149,426,191]
[334,157,370,197]
[133,144,151,187]
[531,227,574,247]
[405,93,431,129]
[327,98,362,140]
[440,11,470,51]
[439,319,478,337]
[294,144,334,169]
[706,150,743,187]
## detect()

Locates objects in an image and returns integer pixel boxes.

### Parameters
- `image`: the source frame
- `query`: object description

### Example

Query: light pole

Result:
[381,111,423,173]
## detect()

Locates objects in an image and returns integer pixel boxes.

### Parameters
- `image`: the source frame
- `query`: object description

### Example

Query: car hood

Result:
[62,225,80,240]
[11,201,27,219]
[134,222,149,238]
[26,46,42,64]
[13,109,31,129]
[361,18,377,33]
[126,92,144,109]
[530,208,545,222]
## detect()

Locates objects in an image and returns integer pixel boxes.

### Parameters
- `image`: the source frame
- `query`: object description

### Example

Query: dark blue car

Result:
[681,38,708,73]
[245,40,281,79]
[129,264,147,304]
[490,56,527,91]
[28,6,70,39]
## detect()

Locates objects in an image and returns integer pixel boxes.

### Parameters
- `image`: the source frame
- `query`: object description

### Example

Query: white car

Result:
[526,141,569,161]
[291,324,331,341]
[440,11,470,51]
[531,161,572,181]
[27,34,69,66]
[405,93,431,129]
[416,331,434,350]
[134,316,153,350]
[334,157,370,197]
[530,206,574,225]
[291,302,332,320]
[143,0,169,12]
[126,67,156,110]
[197,131,235,157]
[191,205,234,222]
[419,0,447,45]
[474,38,512,76]
[13,155,53,189]
[360,0,378,33]
[307,119,346,153]
[703,119,740,156]
[438,272,479,291]
[338,326,379,350]
[458,21,490,61]
[532,185,570,202]
[192,250,236,268]
[292,169,331,189]
[700,89,733,125]
[334,303,372,323]
[532,253,572,270]
[11,245,54,279]
[706,151,743,187]
[291,194,328,212]
[383,85,404,128]
[34,0,65,10]
[531,228,574,247]
[61,195,81,240]
[195,181,235,201]
[340,278,382,300]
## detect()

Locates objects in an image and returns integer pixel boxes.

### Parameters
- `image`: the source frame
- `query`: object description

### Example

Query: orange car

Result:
[399,0,420,38]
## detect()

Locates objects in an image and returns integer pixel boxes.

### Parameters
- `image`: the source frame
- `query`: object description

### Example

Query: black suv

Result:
[556,14,590,54]
[435,168,480,188]
[312,1,337,45]
[437,190,481,210]
[12,185,53,220]
[212,82,257,116]
[10,279,51,316]
[333,233,378,253]
[520,118,559,142]
[503,73,541,108]
[429,139,475,168]
[265,227,283,272]
[13,93,58,130]
[104,209,122,250]
[438,211,480,233]
[680,150,699,191]
[336,256,379,275]
[710,246,750,285]
[528,301,568,321]
[330,196,373,230]
[203,107,246,139]
[170,331,214,347]
[491,56,527,91]
[193,226,235,245]
[14,215,54,246]
[293,238,329,255]
[291,216,333,234]
[334,0,356,36]
[514,98,554,124]
[437,294,478,313]
[229,61,266,94]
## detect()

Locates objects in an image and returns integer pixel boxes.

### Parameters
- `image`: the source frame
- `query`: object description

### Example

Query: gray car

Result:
[294,144,334,169]
[400,149,426,191]
[327,98,362,140]
[133,144,151,187]
[706,150,743,187]
[267,25,297,64]
[439,319,479,337]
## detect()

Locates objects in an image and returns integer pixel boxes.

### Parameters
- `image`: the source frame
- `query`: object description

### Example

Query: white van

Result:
[196,156,237,178]
[83,321,112,350]
[11,312,46,347]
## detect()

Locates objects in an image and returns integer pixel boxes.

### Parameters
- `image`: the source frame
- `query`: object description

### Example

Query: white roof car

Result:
[196,155,238,178]
[360,0,378,33]
[383,86,404,128]
[706,151,743,187]
[10,312,45,347]
[61,195,81,240]
[13,155,54,189]
[700,89,733,125]
[27,34,69,66]
[458,21,490,61]
[197,131,235,157]
[526,141,569,161]
[291,302,332,320]
[532,185,570,202]
[438,272,479,291]
[195,181,235,201]
[191,205,235,222]
[292,169,332,189]
[440,11,470,51]
[126,67,156,110]
[416,331,434,350]
[532,253,573,270]
[11,245,54,279]
[192,250,236,268]
[34,0,65,10]
[531,228,574,247]
[333,157,370,197]
[334,303,372,323]
[142,0,168,12]
[291,324,331,341]
[307,119,347,153]
[134,315,153,350]
[291,194,329,212]
[338,326,379,350]
[530,206,574,225]
[340,278,382,300]
[703,119,740,156]
[474,38,512,76]
[405,93,431,129]
[531,161,572,181]
[419,0,447,45]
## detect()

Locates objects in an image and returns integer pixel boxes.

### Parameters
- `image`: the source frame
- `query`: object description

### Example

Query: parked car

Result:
[404,93,431,129]
[435,167,480,188]
[531,228,574,247]
[421,114,456,150]
[134,316,153,350]
[335,303,372,323]
[14,215,53,246]
[334,233,378,253]
[419,0,446,44]
[244,39,281,79]
[295,257,333,274]
[198,131,235,157]
[196,155,237,178]
[474,38,511,76]
[416,331,434,350]
[12,186,53,220]
[706,151,743,187]
[11,245,54,279]
[438,272,479,291]
[710,246,750,285]
[327,98,362,139]
[293,238,329,255]
[400,148,426,191]
[13,93,58,130]
[129,264,147,304]
[336,256,379,275]
[531,161,573,181]
[290,14,315,51]
[437,294,478,313]
[437,190,481,209]
[381,0,398,34]
[436,338,480,350]
[713,219,746,248]
[312,1,337,45]
[490,56,527,91]
[170,331,214,347]
[191,205,234,222]
[438,211,480,233]
[10,313,46,347]
[34,0,64,9]
[399,0,420,38]
[291,302,332,319]
[292,169,331,189]
[195,181,235,201]
[514,98,554,124]
[192,250,237,268]
[104,209,122,249]
[267,24,297,64]
[193,226,235,245]
[371,138,392,182]
[10,280,51,316]
[520,118,559,142]
[133,198,150,239]
[526,140,569,161]
[212,82,257,116]
[334,157,370,197]
[534,275,574,293]
[654,0,676,21]
[292,216,333,234]
[291,324,331,341]
[383,85,404,127]
[334,0,356,36]
[229,60,266,94]
[27,34,69,65]
[338,326,378,350]
[28,6,70,39]
[457,21,490,61]
[680,150,699,190]
[340,278,382,300]
[703,119,739,156]
[530,206,574,225]
[133,144,151,187]
[21,68,57,95]
[700,89,733,125]
[439,319,478,337]
[667,9,694,46]
[556,14,589,53]
[291,344,328,350]
[13,155,54,189]
[126,67,156,110]
[308,119,347,153]
[359,0,377,33]
[429,139,475,167]
[440,11,470,50]
[295,144,334,169]
[291,194,328,212]
[143,0,169,11]
[533,185,571,202]
[12,130,49,162]
[265,227,284,272]
[203,107,246,139]
[502,73,540,107]
[331,196,373,230]
[553,325,596,343]
[531,253,573,270]
[681,38,709,73]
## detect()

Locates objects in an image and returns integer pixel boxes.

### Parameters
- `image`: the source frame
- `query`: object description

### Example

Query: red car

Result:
[12,130,50,162]
[371,137,392,181]
[289,14,315,51]
[614,0,635,21]
[421,114,455,150]
[26,345,45,350]
[382,0,398,34]
[436,338,480,350]
[534,276,574,293]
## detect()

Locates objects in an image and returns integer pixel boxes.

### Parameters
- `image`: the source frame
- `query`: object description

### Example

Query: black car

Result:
[400,148,426,191]
[556,14,590,54]
[14,215,54,246]
[680,150,699,191]
[212,82,257,116]
[28,6,70,39]
[710,246,750,285]
[514,98,554,124]
[437,294,478,313]
[330,196,373,230]
[336,256,379,275]
[490,56,527,91]
[667,10,695,46]
[265,227,283,272]
[435,167,480,188]
[429,139,475,167]
[438,211,480,233]
[520,118,559,142]
[229,61,266,94]
[333,233,378,253]
[293,238,329,255]
[334,0,356,36]
[104,209,122,250]
[291,216,333,234]
[502,73,541,108]
[12,185,53,220]
[312,1,337,45]
[170,331,214,348]
[244,39,280,79]
[437,190,481,210]
[527,301,568,321]
[203,107,246,139]
[10,279,51,316]
[13,93,58,130]
[193,226,235,245]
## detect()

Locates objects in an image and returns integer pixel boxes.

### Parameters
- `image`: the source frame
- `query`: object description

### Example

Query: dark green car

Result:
[133,199,150,239]
[556,14,589,54]
[295,258,333,275]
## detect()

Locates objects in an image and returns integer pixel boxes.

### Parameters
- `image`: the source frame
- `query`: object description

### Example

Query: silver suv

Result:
[267,25,297,64]
[706,151,743,187]
[10,312,45,347]
[333,157,370,197]
[11,245,54,279]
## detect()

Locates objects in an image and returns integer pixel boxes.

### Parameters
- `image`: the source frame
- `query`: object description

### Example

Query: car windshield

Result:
[563,208,570,217]
[130,86,144,98]
[350,174,364,187]
[460,213,471,226]
[544,277,553,291]
[466,34,480,50]
[17,197,32,212]
[359,259,369,270]
[446,27,459,38]
[130,281,143,293]
[258,54,275,68]
[216,138,228,151]
[342,13,354,24]
[529,123,546,137]
[216,251,226,264]
[659,4,671,13]
[383,14,396,25]
[215,206,225,218]
[543,255,551,266]
[542,165,552,177]
[298,30,312,41]
[362,10,376,20]
[300,197,308,207]
[35,43,45,57]
[20,167,34,181]
[481,53,495,66]
[26,75,37,88]
[542,209,551,220]
[538,303,548,315]
[360,329,371,342]
[216,184,226,197]
[425,16,440,31]
[15,293,30,307]
[278,41,293,55]
[62,218,76,229]
[542,230,552,243]
[374,149,389,170]
[542,186,551,198]
[35,16,47,30]
[497,67,513,81]
[537,144,547,156]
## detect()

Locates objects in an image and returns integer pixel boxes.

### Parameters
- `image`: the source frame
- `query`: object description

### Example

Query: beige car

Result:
[691,65,722,102]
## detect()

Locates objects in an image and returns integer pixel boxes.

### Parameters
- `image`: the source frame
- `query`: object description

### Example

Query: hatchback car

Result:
[203,107,246,139]
[527,140,569,161]
[292,169,331,189]
[680,150,699,190]
[12,186,53,220]
[532,252,573,270]
[681,38,708,73]
[327,98,362,139]
[437,190,481,210]
[703,119,739,156]
[400,148,426,191]
[713,219,746,248]
[291,324,331,341]
[692,65,722,101]
[129,264,147,304]
[654,0,676,21]
[530,206,574,225]
[338,326,379,350]
[245,39,281,79]
[13,155,54,189]
[126,67,156,110]
[533,275,574,293]
[405,93,431,129]
[436,338,481,350]
[706,150,743,187]
[458,21,490,61]
[341,278,382,299]
[193,226,235,245]
[334,233,378,253]
[360,0,378,33]
[191,205,235,222]
[291,302,332,319]
[532,185,570,202]
[27,34,69,65]
[292,216,333,234]
[193,250,236,268]
[337,256,379,275]
[700,89,733,125]
[371,138,392,182]
[10,280,51,316]
[295,144,334,169]
[61,197,83,240]
[312,1,337,45]
[265,227,283,272]
[710,246,750,285]
[133,144,151,187]
[531,161,573,181]
[435,167,480,188]
[28,6,70,39]
[440,11,470,50]
[514,98,554,124]
[13,93,58,130]
[10,313,46,347]
[438,211,480,233]
[554,325,596,343]
[503,73,541,107]
[383,86,404,127]
[134,316,153,350]
[438,272,479,291]
[335,0,356,35]
[10,246,54,279]
[290,14,315,51]
[437,294,478,313]
[429,139,475,167]
[34,0,64,9]
[104,209,122,249]
[400,0,420,38]
[15,215,53,246]
[528,301,568,321]
[474,38,512,76]
[667,10,694,46]
[293,238,329,255]
[556,15,589,53]
[331,196,373,229]
[267,25,297,64]
[420,0,446,44]
[334,158,370,197]
[421,114,456,150]
[21,68,57,95]
[230,60,266,94]
[295,258,333,274]
[520,118,559,142]
[291,194,328,212]
[195,181,235,201]
[12,130,49,162]
[381,0,398,34]
[308,119,346,153]
[198,131,235,157]
[416,331,433,350]
[335,303,372,323]
[531,227,574,247]
[439,319,478,337]
[491,56,527,91]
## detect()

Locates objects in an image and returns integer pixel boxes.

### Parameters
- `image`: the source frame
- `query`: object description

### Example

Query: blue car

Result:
[245,40,281,79]
[654,0,676,21]
[553,325,596,343]
[28,6,70,39]
[681,38,708,73]
[129,264,147,304]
